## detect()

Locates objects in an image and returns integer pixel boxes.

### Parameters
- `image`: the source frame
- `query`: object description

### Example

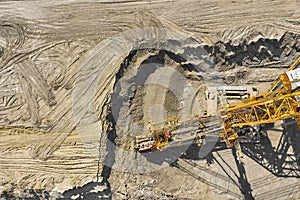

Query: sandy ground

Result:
[0,0,300,199]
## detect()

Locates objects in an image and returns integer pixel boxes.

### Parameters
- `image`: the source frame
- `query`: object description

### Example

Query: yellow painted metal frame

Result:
[221,57,300,149]
[268,57,300,93]
[226,90,300,127]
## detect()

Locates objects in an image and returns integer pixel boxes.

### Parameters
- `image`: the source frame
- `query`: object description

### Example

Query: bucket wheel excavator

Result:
[133,57,300,161]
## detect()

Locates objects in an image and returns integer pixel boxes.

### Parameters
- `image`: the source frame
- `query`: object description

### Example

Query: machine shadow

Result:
[172,117,300,199]
[242,118,300,177]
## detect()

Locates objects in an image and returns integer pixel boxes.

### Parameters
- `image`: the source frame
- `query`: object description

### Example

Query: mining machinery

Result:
[134,57,300,160]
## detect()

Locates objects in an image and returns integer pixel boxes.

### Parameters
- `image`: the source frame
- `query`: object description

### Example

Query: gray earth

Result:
[0,0,300,199]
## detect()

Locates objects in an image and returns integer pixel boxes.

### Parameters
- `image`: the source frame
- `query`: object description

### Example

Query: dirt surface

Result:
[0,0,300,199]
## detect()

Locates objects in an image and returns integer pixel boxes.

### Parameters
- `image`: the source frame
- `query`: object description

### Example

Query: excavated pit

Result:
[102,48,208,167]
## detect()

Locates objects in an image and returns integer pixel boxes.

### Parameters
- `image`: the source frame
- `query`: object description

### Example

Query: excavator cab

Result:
[280,68,300,128]
[153,130,169,150]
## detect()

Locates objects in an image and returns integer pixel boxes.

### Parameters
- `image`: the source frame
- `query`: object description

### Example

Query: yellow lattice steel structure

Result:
[221,57,300,148]
[268,56,300,93]
[226,90,300,127]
